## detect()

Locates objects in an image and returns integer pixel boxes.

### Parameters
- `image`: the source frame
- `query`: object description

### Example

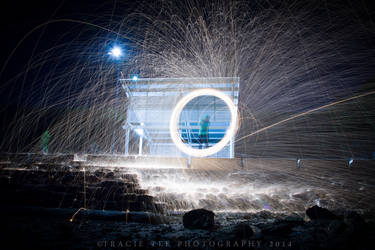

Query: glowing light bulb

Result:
[109,46,123,58]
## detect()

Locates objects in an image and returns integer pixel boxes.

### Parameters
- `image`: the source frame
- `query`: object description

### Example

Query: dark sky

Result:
[0,0,126,107]
[0,0,374,100]
[1,0,374,61]
[0,0,101,75]
[0,0,149,90]
[0,1,69,61]
[0,0,124,145]
[1,0,374,73]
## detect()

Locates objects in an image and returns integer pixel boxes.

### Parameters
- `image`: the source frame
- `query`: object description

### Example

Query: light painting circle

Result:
[169,88,238,157]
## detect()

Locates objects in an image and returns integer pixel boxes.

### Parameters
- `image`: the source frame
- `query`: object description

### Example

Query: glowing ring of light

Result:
[169,88,238,157]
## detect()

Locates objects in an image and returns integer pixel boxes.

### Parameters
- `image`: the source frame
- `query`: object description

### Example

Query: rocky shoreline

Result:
[2,205,374,249]
[1,155,374,249]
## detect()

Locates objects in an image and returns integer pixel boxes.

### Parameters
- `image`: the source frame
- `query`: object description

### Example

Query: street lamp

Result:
[109,45,123,154]
[108,46,123,59]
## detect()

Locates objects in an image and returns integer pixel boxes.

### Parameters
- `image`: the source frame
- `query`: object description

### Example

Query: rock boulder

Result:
[183,209,215,230]
[306,205,338,220]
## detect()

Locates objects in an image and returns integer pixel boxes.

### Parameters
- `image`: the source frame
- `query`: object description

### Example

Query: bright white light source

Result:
[169,88,238,157]
[108,46,122,58]
[135,128,144,136]
[132,75,139,81]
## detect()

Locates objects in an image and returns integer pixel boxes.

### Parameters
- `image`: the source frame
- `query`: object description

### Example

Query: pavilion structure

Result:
[120,77,239,158]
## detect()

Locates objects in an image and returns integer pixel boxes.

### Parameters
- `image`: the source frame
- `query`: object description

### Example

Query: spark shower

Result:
[0,0,374,159]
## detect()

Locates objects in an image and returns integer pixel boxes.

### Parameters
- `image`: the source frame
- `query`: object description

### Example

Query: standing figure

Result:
[41,130,50,155]
[199,115,210,149]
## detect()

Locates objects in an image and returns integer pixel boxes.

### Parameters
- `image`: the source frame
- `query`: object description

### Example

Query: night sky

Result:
[0,1,374,75]
[1,0,112,85]
[1,0,374,96]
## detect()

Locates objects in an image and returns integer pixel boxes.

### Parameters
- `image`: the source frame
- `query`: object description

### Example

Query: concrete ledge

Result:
[86,155,188,168]
[190,157,241,171]
[0,206,167,224]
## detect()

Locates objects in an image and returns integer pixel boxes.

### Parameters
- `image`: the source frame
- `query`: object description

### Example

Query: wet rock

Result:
[121,193,137,202]
[104,171,115,179]
[72,209,167,224]
[99,180,123,189]
[216,222,254,240]
[327,220,347,235]
[261,220,304,236]
[121,174,137,183]
[60,165,73,172]
[94,169,106,178]
[138,194,154,203]
[86,175,100,184]
[256,210,275,219]
[232,222,254,239]
[306,205,338,220]
[343,211,367,233]
[124,182,139,192]
[136,189,148,195]
[127,212,167,224]
[284,214,304,222]
[41,184,78,193]
[60,173,74,185]
[56,222,74,238]
[183,209,215,230]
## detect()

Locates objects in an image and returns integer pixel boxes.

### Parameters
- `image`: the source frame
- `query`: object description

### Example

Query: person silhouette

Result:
[41,130,50,154]
[199,115,210,149]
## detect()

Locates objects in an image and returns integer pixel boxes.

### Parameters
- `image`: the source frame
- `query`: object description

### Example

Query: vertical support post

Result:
[139,136,143,156]
[125,129,130,155]
[229,137,234,158]
[231,81,235,101]
[187,155,191,168]
[83,167,86,208]
[230,80,237,159]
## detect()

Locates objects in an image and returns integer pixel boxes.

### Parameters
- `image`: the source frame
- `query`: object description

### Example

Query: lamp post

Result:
[108,46,123,154]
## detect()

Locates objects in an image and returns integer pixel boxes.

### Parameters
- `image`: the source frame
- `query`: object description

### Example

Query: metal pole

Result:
[125,128,130,155]
[139,136,143,156]
[187,155,191,168]
[230,138,234,158]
